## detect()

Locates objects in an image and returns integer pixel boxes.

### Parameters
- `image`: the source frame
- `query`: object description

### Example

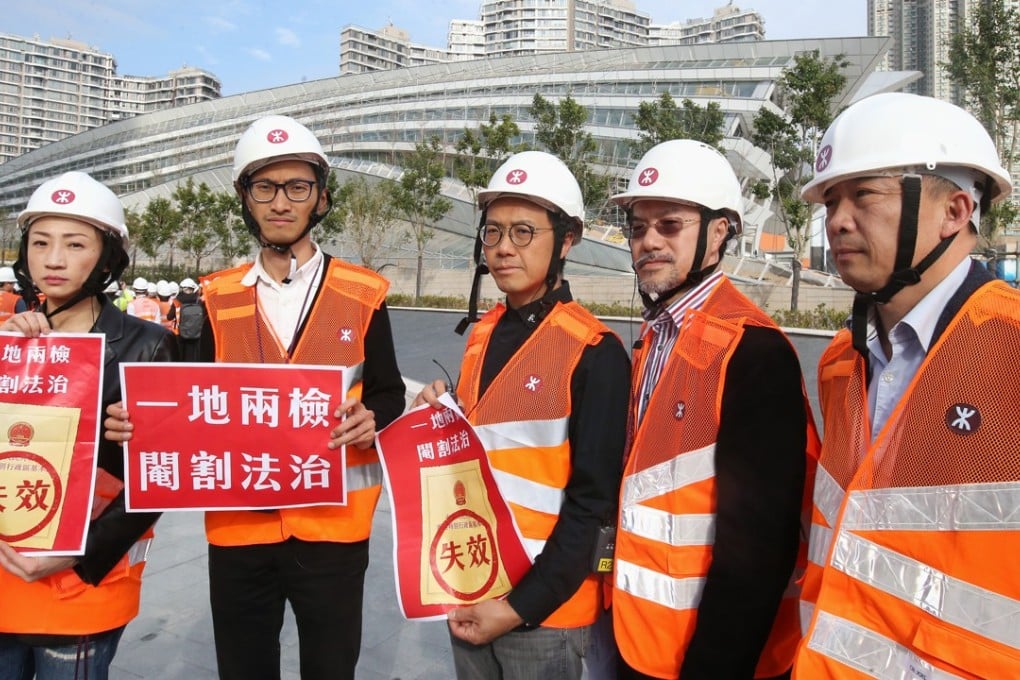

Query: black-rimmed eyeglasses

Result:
[479,224,553,247]
[245,179,317,203]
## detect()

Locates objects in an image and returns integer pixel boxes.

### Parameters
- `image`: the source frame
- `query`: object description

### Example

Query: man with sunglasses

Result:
[413,150,630,678]
[611,140,817,679]
[197,115,405,679]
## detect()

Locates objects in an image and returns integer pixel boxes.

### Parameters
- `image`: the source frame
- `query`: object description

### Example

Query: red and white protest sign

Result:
[377,393,532,621]
[0,332,104,555]
[121,363,349,512]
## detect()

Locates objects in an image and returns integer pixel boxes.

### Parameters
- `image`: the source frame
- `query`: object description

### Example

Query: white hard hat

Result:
[802,92,1012,207]
[132,277,148,291]
[17,171,128,239]
[180,277,198,290]
[104,280,120,294]
[0,266,16,283]
[231,115,329,184]
[146,282,157,295]
[477,151,585,234]
[169,281,180,296]
[612,140,744,234]
[156,280,172,297]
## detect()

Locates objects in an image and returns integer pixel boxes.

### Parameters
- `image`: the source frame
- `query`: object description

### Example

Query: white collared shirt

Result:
[866,257,971,440]
[240,245,325,352]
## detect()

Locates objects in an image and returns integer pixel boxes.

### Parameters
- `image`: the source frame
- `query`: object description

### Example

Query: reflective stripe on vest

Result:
[616,558,705,610]
[807,610,966,680]
[840,483,1020,532]
[621,443,716,507]
[831,530,1020,650]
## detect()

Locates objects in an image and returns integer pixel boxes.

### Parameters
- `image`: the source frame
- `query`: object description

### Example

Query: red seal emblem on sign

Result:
[429,508,500,600]
[0,451,63,542]
[7,422,33,447]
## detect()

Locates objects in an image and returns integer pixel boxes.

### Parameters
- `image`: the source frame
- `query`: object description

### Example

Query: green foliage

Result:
[630,92,725,158]
[769,303,848,331]
[528,94,610,216]
[752,51,848,310]
[332,175,404,270]
[945,0,1020,244]
[454,113,521,200]
[389,136,454,301]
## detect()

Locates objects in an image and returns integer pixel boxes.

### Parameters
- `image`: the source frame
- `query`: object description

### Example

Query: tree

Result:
[389,135,453,302]
[630,92,726,158]
[528,93,610,218]
[945,0,1020,245]
[136,197,180,270]
[316,170,346,243]
[0,211,17,264]
[752,51,848,310]
[333,175,405,270]
[454,112,521,226]
[208,191,249,269]
[173,178,222,272]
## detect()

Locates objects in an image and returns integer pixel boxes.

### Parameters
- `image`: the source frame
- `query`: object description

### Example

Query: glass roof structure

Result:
[0,37,905,273]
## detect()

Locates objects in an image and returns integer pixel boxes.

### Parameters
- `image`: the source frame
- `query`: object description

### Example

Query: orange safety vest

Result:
[614,278,819,679]
[0,291,19,323]
[127,296,161,323]
[795,281,1020,679]
[0,469,153,635]
[157,299,176,333]
[201,259,389,546]
[457,300,611,629]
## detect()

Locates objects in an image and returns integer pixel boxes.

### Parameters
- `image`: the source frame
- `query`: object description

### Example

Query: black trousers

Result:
[208,538,369,680]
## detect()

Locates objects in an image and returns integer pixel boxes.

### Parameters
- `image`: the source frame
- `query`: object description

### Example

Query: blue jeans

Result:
[0,627,125,680]
[450,623,591,680]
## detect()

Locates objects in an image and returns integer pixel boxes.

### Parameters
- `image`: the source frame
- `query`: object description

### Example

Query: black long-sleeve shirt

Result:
[476,282,631,625]
[678,325,808,679]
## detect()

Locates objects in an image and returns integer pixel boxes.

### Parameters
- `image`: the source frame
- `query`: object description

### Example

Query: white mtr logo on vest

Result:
[945,403,981,435]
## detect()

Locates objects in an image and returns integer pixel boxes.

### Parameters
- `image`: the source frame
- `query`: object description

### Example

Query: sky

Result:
[6,1,868,97]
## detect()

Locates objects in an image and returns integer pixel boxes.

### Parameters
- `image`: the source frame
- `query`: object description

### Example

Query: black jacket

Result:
[73,297,180,584]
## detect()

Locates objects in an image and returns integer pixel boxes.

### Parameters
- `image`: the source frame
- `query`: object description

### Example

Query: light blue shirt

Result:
[866,257,971,441]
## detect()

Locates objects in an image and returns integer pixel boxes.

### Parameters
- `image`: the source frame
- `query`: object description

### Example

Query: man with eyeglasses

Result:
[610,140,817,680]
[196,115,405,679]
[412,150,630,679]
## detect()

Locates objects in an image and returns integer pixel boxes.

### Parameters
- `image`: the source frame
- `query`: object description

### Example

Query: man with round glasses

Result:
[195,114,405,679]
[413,150,630,678]
[611,140,817,679]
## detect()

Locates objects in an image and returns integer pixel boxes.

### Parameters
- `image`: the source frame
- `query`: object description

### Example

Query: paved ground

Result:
[109,309,833,679]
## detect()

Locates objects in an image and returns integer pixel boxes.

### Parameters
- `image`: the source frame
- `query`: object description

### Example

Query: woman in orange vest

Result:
[795,94,1020,679]
[610,140,819,680]
[0,171,178,678]
[413,151,630,679]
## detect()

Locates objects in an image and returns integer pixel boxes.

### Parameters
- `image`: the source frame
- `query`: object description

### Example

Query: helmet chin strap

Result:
[636,210,728,314]
[849,174,958,366]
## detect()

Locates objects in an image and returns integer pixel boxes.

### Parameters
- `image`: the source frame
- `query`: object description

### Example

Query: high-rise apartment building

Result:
[648,4,765,45]
[341,1,763,73]
[0,33,220,164]
[867,0,975,102]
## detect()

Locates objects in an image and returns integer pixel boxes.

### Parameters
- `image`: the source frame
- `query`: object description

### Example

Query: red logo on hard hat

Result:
[638,168,659,186]
[267,129,289,144]
[815,145,833,172]
[506,169,527,185]
[51,189,75,205]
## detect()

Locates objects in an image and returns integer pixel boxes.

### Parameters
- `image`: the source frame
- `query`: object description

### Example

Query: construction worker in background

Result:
[108,114,406,680]
[412,150,630,679]
[175,278,205,361]
[794,93,1020,678]
[125,277,159,323]
[113,279,133,311]
[155,279,176,333]
[0,265,27,321]
[611,140,818,680]
[0,171,179,679]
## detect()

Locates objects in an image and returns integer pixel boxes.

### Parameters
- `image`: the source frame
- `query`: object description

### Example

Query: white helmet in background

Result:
[169,281,180,297]
[132,277,149,292]
[802,92,1012,211]
[0,266,16,284]
[104,281,120,294]
[478,151,585,236]
[146,282,157,296]
[231,115,329,185]
[17,171,128,239]
[156,280,172,298]
[612,140,744,234]
[180,278,198,291]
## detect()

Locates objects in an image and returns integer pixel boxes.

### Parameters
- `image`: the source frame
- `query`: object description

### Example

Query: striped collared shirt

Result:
[636,270,724,422]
